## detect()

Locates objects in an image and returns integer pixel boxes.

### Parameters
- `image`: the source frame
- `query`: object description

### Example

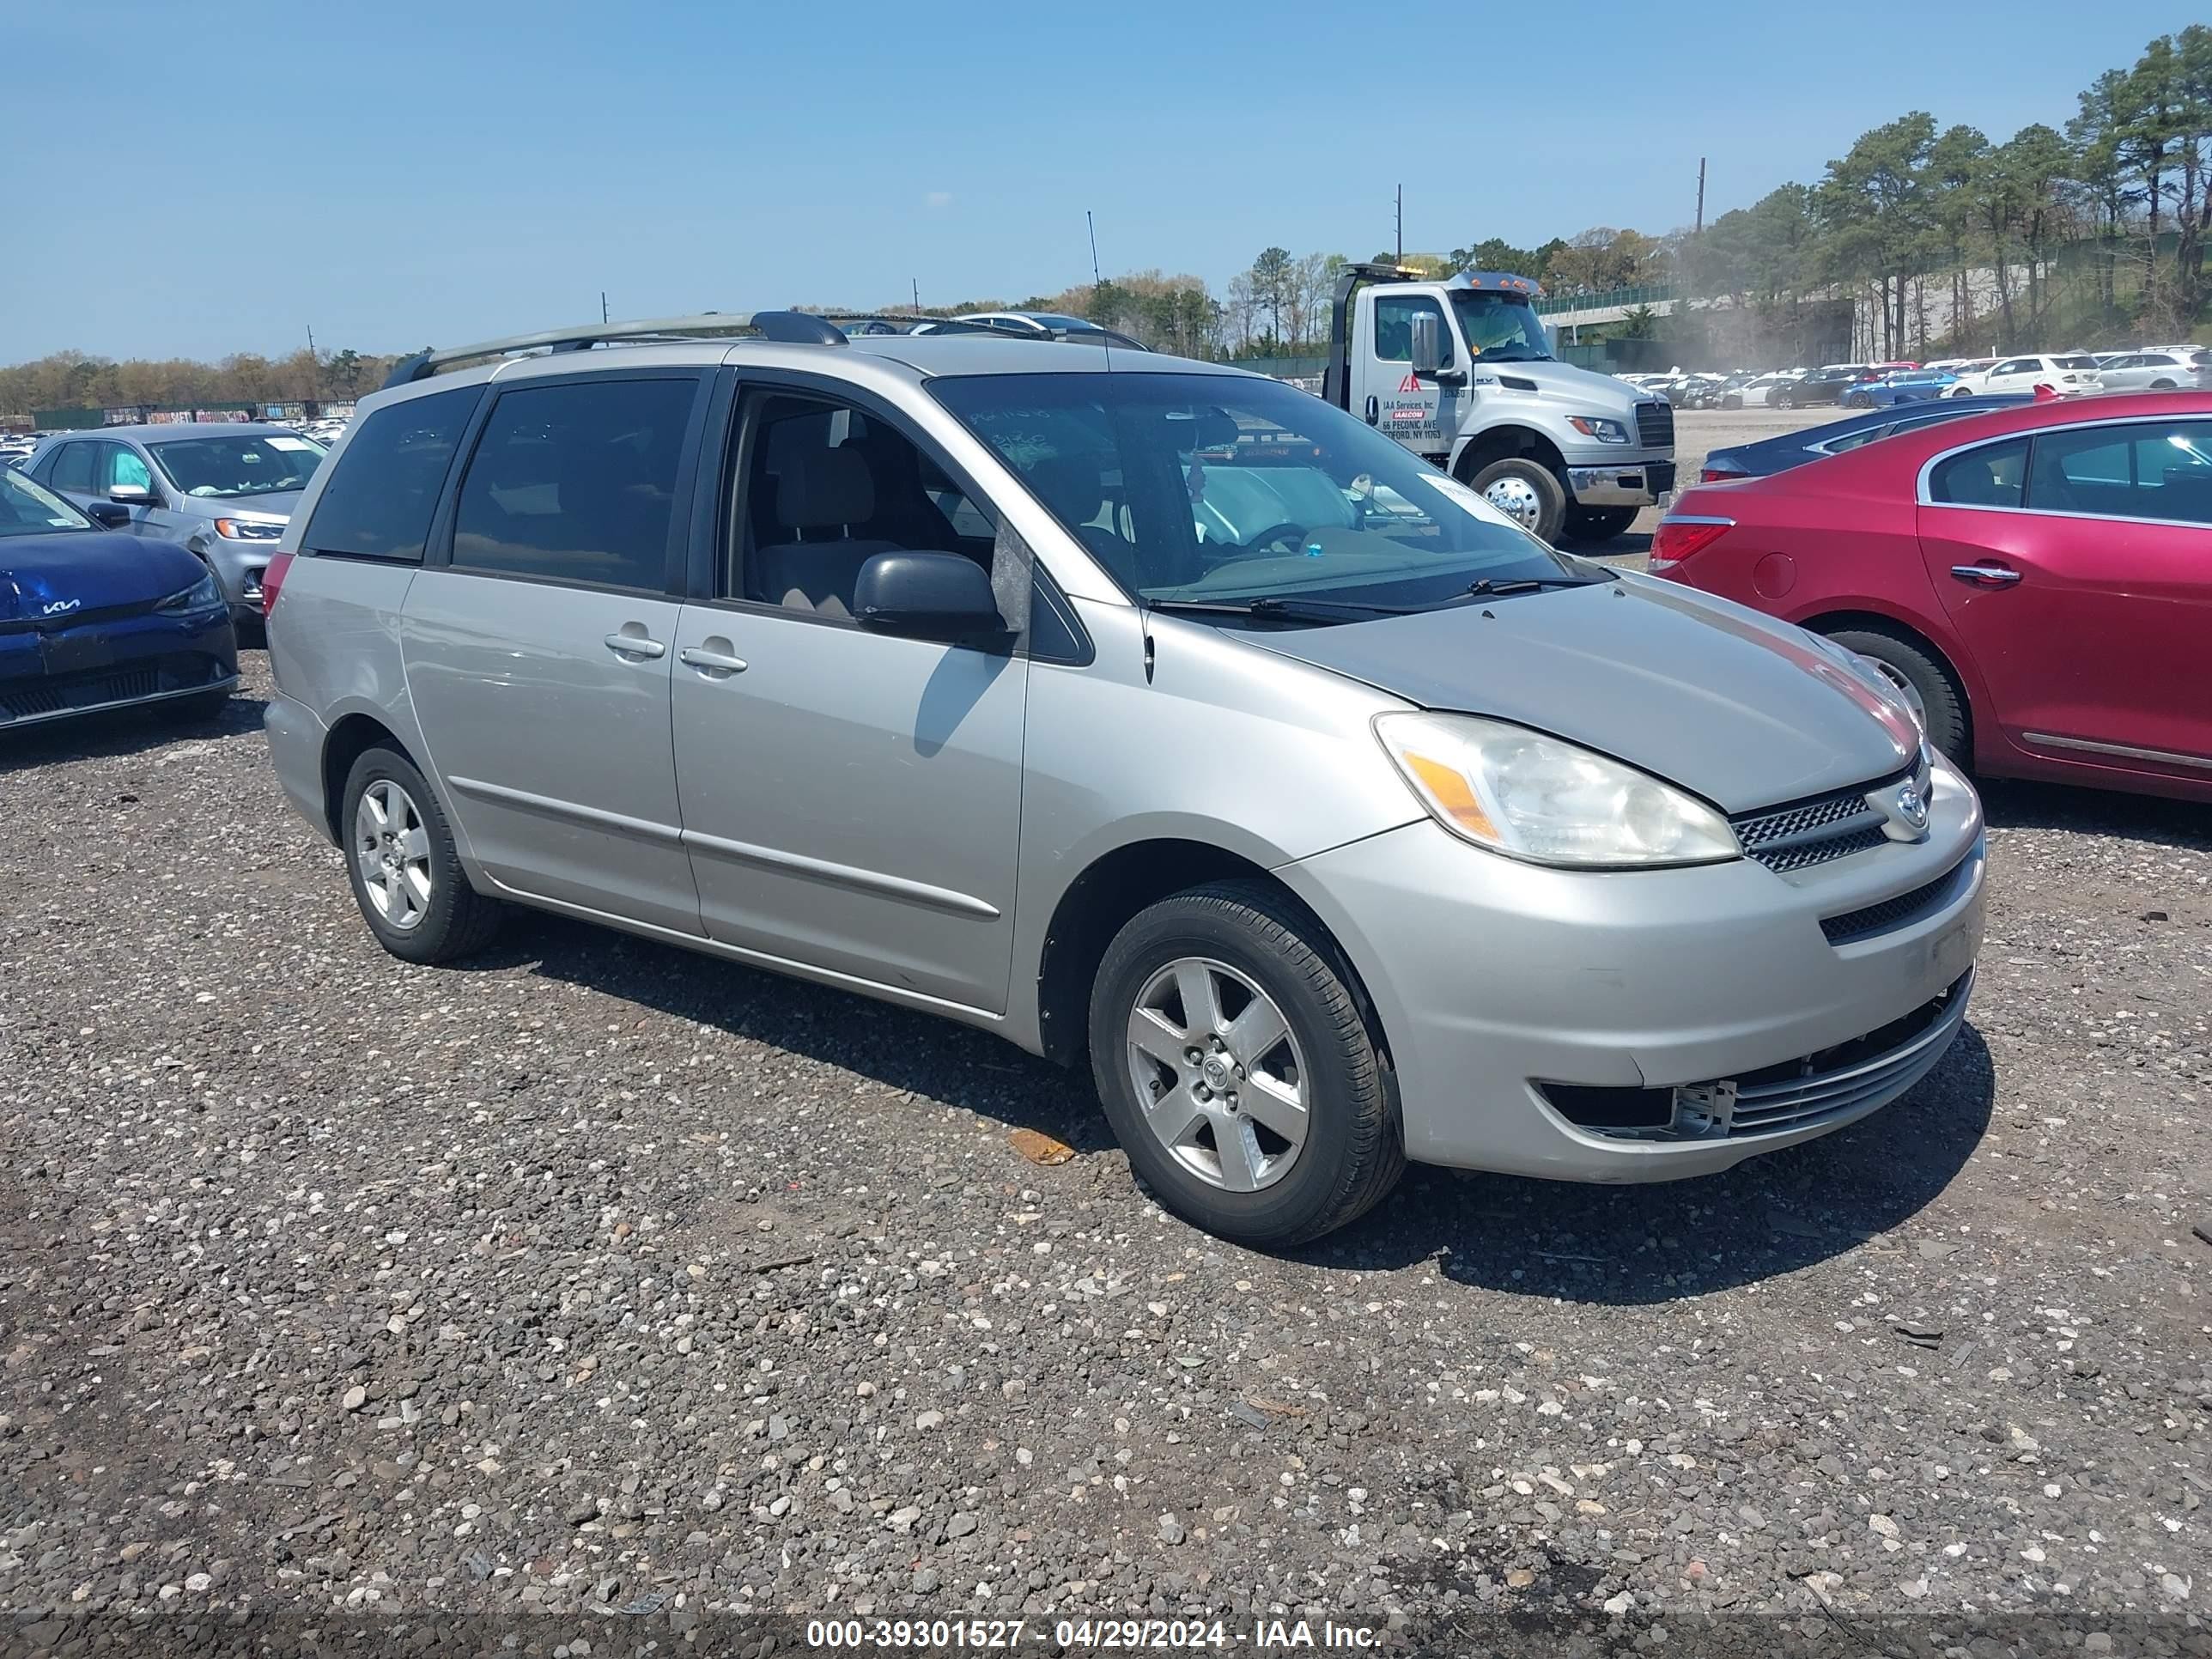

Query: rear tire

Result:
[1088,881,1403,1249]
[1465,456,1568,543]
[1561,505,1638,543]
[1822,627,1969,763]
[340,744,504,964]
[167,687,233,722]
[1775,389,1797,410]
[2150,378,2177,390]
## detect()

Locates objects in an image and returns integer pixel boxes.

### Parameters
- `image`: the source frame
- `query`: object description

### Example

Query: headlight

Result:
[1567,416,1631,444]
[213,517,285,541]
[156,570,223,614]
[1375,713,1739,868]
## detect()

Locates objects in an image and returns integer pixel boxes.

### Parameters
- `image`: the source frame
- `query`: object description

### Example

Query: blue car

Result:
[1696,394,2033,482]
[1840,368,1960,409]
[1,465,238,730]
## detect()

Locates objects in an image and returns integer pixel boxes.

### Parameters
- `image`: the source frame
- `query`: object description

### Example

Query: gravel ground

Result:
[3,608,2209,1653]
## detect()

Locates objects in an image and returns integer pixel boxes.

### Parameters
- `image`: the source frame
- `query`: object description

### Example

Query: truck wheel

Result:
[1562,505,1637,544]
[1467,457,1567,542]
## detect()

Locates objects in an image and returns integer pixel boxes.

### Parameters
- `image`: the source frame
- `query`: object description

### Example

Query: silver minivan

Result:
[261,314,1985,1247]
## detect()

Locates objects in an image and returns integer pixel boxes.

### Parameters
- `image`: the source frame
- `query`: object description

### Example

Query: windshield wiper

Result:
[1462,572,1613,598]
[1144,595,1417,623]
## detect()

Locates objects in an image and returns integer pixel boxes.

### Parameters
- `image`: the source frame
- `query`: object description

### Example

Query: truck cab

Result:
[1322,264,1675,544]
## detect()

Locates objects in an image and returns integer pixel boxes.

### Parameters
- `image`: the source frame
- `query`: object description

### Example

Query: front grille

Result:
[1731,782,1893,872]
[0,654,224,722]
[1635,400,1674,448]
[0,595,162,634]
[1820,856,1970,944]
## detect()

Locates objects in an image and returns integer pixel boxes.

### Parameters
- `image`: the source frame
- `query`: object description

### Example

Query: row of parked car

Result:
[1630,346,2211,412]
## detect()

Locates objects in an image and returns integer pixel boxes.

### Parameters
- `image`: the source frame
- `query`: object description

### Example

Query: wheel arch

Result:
[1796,606,1979,755]
[320,712,418,844]
[1032,837,1395,1078]
[1452,423,1566,483]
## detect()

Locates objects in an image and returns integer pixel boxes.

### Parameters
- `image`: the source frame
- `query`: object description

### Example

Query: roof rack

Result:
[381,310,848,388]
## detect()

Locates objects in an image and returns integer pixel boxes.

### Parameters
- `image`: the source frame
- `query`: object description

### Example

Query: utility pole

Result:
[912,277,921,315]
[1395,184,1403,264]
[1694,158,1706,234]
[601,291,610,324]
[306,324,317,402]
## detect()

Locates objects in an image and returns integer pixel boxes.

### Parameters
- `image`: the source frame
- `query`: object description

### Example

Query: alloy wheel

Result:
[1124,957,1309,1194]
[354,780,434,931]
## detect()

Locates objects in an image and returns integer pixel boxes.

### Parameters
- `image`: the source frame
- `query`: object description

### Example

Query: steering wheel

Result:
[1243,522,1312,556]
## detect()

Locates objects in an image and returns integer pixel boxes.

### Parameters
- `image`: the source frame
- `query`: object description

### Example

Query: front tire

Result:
[1088,882,1403,1249]
[1561,504,1638,543]
[1465,456,1568,543]
[1823,627,1970,763]
[1775,389,1797,410]
[340,745,504,964]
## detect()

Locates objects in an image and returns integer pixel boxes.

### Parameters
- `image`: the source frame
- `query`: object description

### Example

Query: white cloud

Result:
[924,191,954,209]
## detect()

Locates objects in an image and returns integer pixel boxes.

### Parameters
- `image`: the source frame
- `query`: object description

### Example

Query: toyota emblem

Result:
[1894,783,1929,830]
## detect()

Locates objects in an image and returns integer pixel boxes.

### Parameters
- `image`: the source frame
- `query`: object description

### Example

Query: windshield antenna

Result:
[1086,210,1112,373]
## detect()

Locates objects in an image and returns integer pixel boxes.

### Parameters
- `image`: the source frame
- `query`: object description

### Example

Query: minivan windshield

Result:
[930,371,1601,615]
[0,466,92,536]
[148,432,325,499]
[1446,291,1553,362]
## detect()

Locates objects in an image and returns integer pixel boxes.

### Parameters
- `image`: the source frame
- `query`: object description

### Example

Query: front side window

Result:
[303,386,478,562]
[930,370,1600,613]
[0,466,92,537]
[733,393,994,618]
[1993,359,2037,377]
[100,445,154,494]
[451,377,695,591]
[1929,437,2028,508]
[149,432,324,499]
[1373,296,1451,366]
[2027,421,2212,526]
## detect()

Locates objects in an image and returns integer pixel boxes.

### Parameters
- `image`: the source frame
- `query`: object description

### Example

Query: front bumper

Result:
[1565,458,1676,507]
[1276,756,1985,1182]
[0,606,237,727]
[200,537,283,620]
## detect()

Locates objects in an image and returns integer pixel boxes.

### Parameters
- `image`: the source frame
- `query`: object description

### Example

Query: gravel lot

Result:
[3,427,2209,1652]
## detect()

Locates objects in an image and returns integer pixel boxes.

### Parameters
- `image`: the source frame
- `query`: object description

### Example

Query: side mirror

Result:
[85,501,132,528]
[853,551,1005,641]
[108,482,155,505]
[1408,312,1443,377]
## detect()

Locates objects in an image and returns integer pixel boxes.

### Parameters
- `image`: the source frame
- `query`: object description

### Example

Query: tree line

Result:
[0,345,402,421]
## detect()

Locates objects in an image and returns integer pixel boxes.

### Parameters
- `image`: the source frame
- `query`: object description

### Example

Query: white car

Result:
[2094,348,2212,392]
[1719,374,1796,410]
[1962,354,2102,397]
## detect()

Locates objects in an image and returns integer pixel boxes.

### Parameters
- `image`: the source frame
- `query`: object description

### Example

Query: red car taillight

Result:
[1648,517,1734,574]
[1700,464,1748,483]
[260,550,295,618]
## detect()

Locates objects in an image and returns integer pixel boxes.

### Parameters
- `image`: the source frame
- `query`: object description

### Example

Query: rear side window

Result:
[1928,437,2028,508]
[451,376,696,592]
[304,387,477,561]
[46,442,94,495]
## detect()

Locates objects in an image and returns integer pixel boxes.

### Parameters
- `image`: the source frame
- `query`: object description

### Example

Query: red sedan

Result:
[1651,392,2212,803]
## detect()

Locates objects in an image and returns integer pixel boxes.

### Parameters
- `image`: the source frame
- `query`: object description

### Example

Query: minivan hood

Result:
[1242,575,1918,813]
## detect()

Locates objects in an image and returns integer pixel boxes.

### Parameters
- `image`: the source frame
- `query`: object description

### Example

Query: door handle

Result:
[603,630,666,659]
[678,644,748,674]
[1949,563,2022,587]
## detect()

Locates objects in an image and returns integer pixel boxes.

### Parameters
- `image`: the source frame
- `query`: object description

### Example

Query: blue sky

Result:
[3,0,2199,363]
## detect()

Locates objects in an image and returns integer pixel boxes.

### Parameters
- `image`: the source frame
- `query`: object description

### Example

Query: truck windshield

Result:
[929,371,1597,616]
[1447,292,1552,362]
